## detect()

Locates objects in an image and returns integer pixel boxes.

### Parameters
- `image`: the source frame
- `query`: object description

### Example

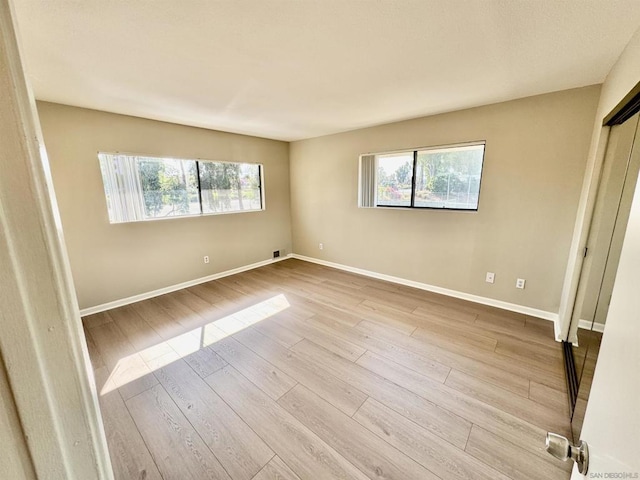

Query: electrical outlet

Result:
[485,272,495,284]
[319,243,324,250]
[273,250,280,258]
[203,255,209,264]
[516,278,526,289]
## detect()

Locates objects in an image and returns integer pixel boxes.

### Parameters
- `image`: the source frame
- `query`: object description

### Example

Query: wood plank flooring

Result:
[83,258,571,480]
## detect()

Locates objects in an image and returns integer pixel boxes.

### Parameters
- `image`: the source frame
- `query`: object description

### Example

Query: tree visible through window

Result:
[137,157,200,218]
[377,152,414,207]
[98,153,263,223]
[372,143,485,210]
[199,162,261,214]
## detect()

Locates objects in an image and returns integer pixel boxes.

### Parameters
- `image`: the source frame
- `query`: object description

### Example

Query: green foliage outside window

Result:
[376,144,484,209]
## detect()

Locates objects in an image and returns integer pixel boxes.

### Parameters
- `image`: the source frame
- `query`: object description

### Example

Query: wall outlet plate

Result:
[485,272,495,284]
[516,278,526,289]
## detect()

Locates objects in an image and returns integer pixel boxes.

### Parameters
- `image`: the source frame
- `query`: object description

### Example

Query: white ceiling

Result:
[12,1,640,141]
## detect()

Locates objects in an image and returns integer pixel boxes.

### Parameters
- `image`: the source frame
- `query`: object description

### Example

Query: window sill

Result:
[110,207,266,225]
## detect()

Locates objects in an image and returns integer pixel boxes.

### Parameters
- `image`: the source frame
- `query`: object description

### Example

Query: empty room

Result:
[3,1,640,479]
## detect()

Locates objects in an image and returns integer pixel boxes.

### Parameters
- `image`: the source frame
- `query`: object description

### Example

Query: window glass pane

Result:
[199,161,262,213]
[376,152,414,207]
[414,144,484,210]
[137,157,200,219]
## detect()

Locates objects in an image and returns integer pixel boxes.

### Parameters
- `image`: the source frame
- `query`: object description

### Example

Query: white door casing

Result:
[0,0,113,478]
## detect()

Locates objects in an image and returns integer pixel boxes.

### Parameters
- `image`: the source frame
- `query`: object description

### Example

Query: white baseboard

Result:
[79,254,293,317]
[578,319,606,333]
[80,252,561,329]
[291,254,559,323]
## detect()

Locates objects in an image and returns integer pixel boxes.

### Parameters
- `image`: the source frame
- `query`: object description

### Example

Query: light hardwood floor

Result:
[83,258,572,480]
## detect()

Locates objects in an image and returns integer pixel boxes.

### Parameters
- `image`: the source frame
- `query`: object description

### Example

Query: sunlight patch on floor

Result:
[100,294,290,395]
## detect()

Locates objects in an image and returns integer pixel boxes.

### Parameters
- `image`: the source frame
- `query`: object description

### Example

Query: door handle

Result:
[546,432,589,474]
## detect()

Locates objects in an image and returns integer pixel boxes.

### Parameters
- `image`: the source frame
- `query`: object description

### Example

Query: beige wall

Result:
[596,27,640,120]
[37,102,292,310]
[290,86,601,314]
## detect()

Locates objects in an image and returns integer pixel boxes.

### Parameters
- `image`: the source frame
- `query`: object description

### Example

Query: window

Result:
[377,152,414,207]
[199,162,262,214]
[98,153,263,223]
[359,142,485,210]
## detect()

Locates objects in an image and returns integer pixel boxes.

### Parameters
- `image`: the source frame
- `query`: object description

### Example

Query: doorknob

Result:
[546,432,589,474]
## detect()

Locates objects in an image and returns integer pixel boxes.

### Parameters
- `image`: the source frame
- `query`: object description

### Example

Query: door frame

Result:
[558,79,640,344]
[569,113,640,337]
[0,1,112,477]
